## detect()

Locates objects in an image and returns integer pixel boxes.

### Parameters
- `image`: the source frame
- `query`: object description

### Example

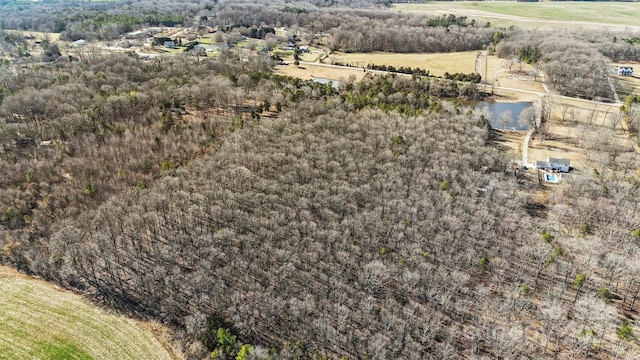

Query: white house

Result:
[536,157,570,172]
[618,66,634,76]
[71,39,86,47]
[124,30,149,39]
[535,160,549,170]
[549,158,570,172]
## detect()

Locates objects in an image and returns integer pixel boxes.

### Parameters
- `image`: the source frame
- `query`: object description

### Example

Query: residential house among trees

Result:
[618,66,634,76]
[536,157,571,172]
[71,39,86,47]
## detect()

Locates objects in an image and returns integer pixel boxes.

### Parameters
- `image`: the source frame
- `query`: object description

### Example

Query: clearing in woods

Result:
[274,62,369,82]
[326,51,478,76]
[0,266,179,360]
[275,51,479,81]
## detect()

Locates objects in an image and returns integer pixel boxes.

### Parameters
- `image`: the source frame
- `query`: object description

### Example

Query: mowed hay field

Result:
[392,2,640,30]
[326,51,478,76]
[274,63,369,82]
[0,266,177,360]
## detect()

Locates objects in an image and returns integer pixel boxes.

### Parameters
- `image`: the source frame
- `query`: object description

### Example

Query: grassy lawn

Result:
[615,75,640,101]
[393,2,640,29]
[300,52,321,62]
[326,51,478,76]
[196,37,214,45]
[206,49,220,57]
[0,266,176,360]
[162,47,183,54]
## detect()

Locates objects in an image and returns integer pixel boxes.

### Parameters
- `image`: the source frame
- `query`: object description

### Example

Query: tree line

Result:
[0,0,199,40]
[207,2,496,53]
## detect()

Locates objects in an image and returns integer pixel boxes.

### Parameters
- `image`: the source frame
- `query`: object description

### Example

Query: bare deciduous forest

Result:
[495,30,616,100]
[1,0,640,359]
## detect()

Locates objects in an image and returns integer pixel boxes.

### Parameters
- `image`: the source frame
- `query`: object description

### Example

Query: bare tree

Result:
[498,110,513,131]
[519,105,537,131]
[502,58,516,73]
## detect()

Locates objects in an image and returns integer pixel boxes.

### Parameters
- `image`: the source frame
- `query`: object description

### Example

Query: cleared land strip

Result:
[522,128,535,168]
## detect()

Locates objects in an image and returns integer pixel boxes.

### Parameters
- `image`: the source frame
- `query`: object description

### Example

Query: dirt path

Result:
[522,129,535,168]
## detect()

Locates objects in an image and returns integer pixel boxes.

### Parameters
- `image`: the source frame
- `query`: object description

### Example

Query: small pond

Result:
[475,101,533,130]
[313,77,341,89]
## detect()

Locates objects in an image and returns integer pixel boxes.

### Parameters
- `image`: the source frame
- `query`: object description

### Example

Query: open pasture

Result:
[0,266,177,360]
[326,50,478,76]
[274,62,369,82]
[392,2,640,30]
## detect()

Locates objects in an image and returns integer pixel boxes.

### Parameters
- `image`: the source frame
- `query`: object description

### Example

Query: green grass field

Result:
[393,2,640,29]
[0,266,175,360]
[196,37,214,45]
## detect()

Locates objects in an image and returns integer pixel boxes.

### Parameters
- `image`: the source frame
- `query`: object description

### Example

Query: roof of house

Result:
[126,30,147,36]
[548,157,570,166]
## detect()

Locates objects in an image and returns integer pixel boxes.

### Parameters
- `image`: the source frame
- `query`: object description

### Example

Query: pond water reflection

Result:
[476,101,533,130]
